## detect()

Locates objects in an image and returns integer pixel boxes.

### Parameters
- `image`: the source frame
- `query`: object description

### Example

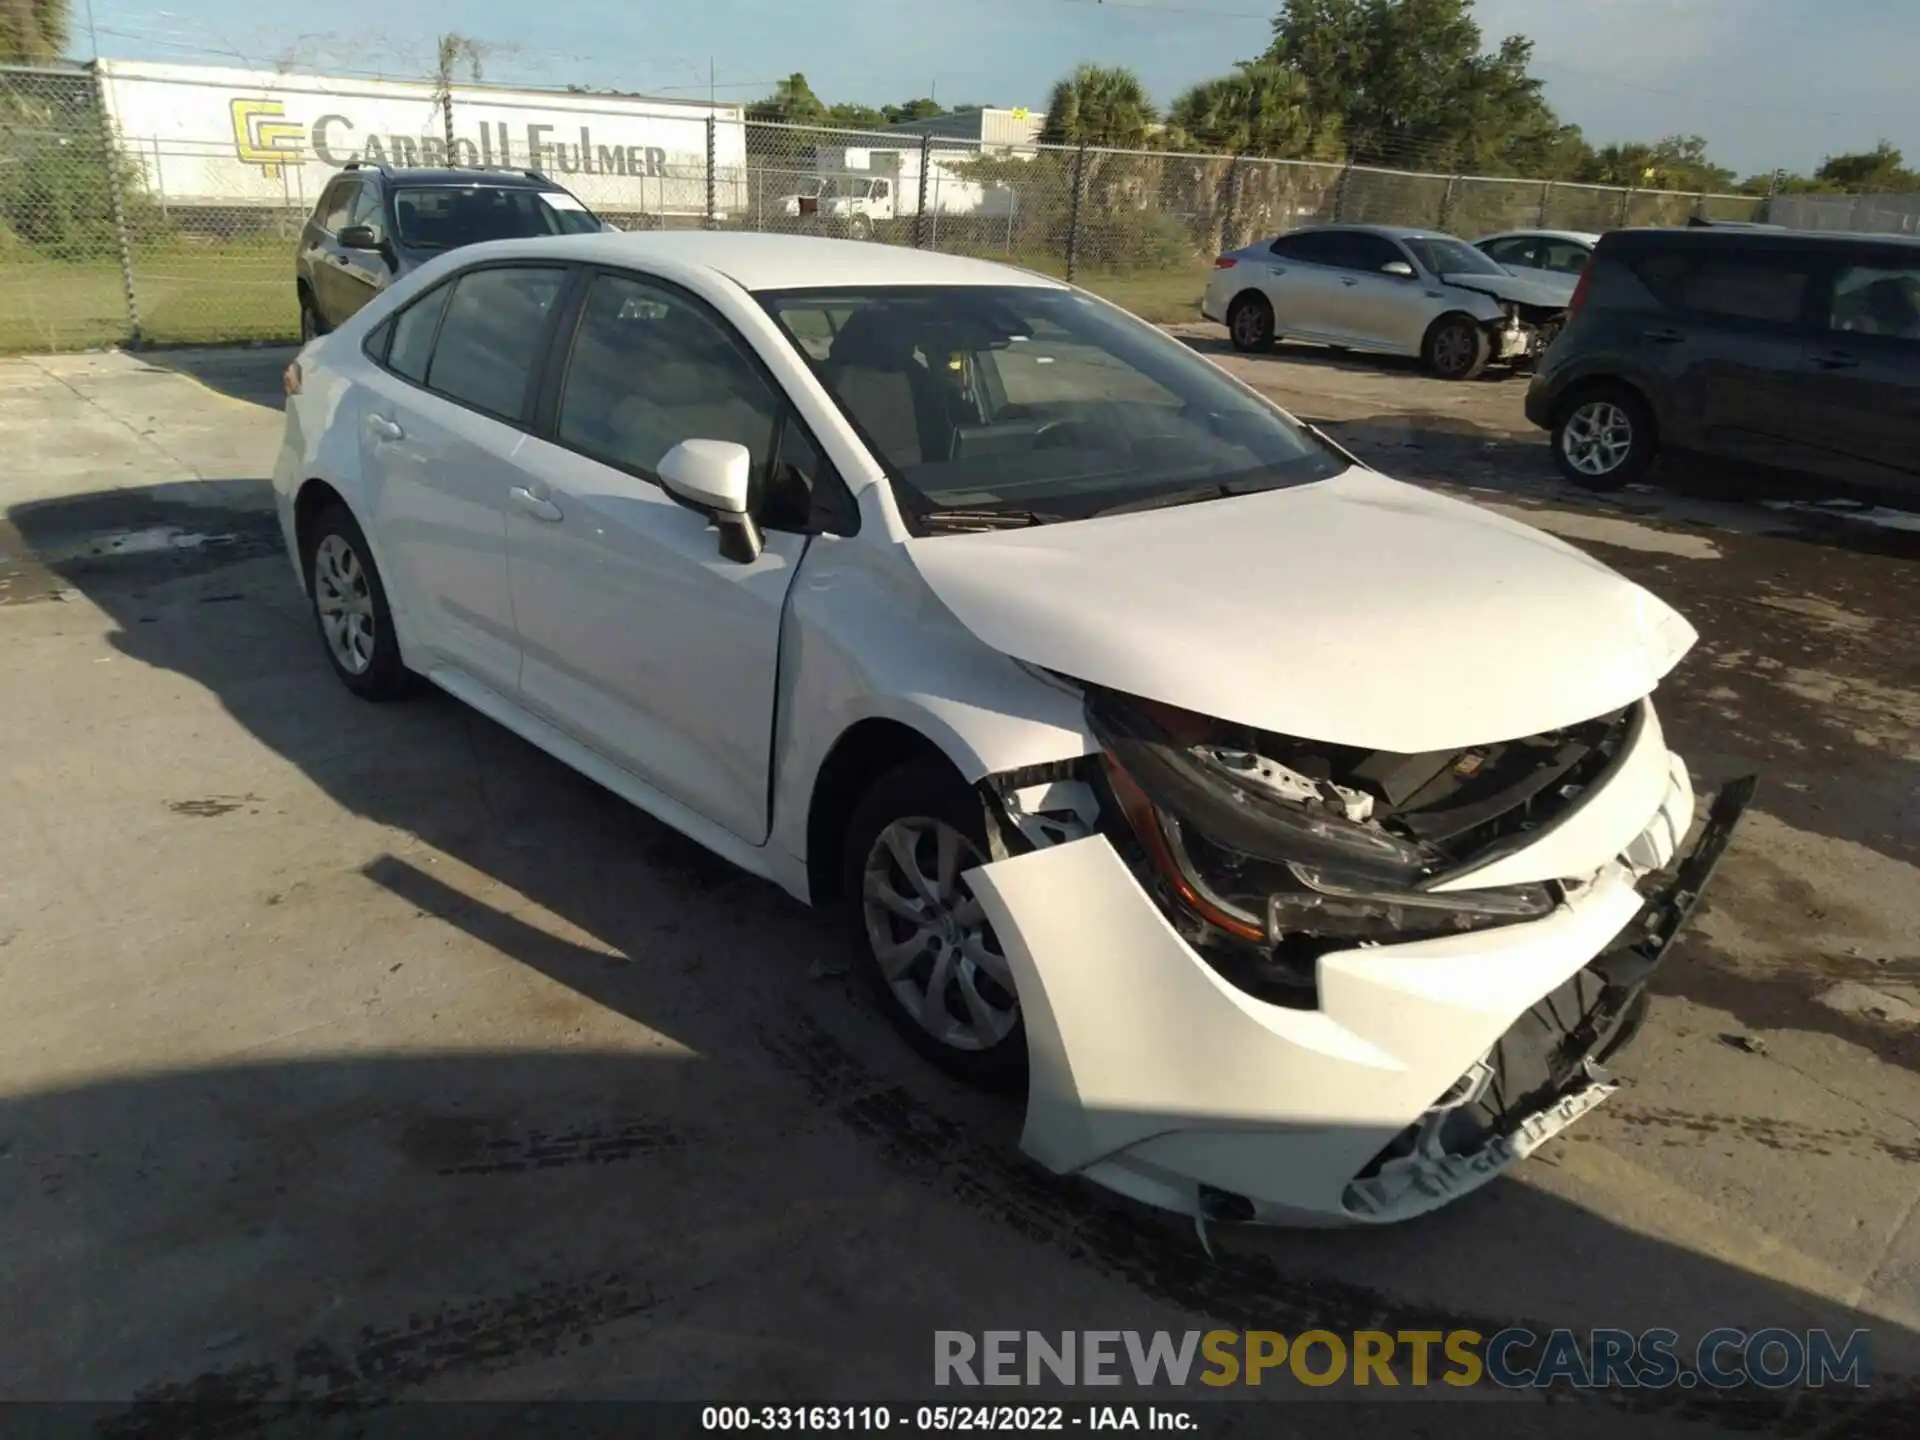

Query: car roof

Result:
[1600,225,1920,254]
[365,167,561,189]
[443,231,1072,292]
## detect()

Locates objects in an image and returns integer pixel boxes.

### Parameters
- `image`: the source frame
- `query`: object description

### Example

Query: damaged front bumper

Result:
[963,771,1754,1227]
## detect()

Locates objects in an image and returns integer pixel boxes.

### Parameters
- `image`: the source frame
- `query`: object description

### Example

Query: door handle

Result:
[1340,277,1359,286]
[509,485,563,522]
[1811,350,1859,370]
[366,414,404,442]
[1641,328,1685,344]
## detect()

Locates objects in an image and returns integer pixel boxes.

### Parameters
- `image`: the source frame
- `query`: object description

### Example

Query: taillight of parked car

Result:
[1567,260,1595,317]
[1214,257,1237,269]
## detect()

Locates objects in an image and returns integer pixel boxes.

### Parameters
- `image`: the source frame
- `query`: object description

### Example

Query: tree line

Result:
[747,0,1915,199]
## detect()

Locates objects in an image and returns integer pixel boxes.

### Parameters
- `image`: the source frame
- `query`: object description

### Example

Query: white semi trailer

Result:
[94,59,747,225]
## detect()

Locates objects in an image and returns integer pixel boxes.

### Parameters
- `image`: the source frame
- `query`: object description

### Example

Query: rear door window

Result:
[424,267,570,421]
[1828,263,1920,341]
[1269,230,1345,266]
[1633,252,1815,326]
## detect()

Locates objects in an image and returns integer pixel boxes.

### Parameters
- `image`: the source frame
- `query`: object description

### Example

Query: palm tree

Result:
[1165,64,1335,159]
[1041,64,1157,150]
[1,0,69,63]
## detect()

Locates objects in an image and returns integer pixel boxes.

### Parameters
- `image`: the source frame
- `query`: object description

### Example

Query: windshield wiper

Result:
[917,508,1056,532]
[1089,483,1234,518]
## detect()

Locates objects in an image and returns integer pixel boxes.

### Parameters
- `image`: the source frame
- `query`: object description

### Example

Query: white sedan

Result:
[275,231,1751,1227]
[1473,229,1601,292]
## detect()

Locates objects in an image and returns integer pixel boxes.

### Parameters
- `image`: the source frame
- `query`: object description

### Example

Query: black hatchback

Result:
[295,164,605,340]
[1525,227,1920,499]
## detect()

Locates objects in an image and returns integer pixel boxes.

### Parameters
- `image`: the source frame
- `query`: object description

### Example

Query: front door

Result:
[506,268,805,845]
[357,263,571,693]
[1796,258,1920,495]
[303,178,359,328]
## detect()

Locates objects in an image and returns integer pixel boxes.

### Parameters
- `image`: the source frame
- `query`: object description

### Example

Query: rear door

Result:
[1258,230,1351,342]
[355,262,573,693]
[1625,244,1821,465]
[1797,255,1920,495]
[505,267,812,845]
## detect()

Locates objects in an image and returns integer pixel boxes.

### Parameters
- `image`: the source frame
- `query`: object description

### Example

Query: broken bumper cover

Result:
[964,773,1754,1227]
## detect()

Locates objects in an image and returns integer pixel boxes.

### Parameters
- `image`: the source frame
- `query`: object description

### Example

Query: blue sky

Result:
[81,0,1918,178]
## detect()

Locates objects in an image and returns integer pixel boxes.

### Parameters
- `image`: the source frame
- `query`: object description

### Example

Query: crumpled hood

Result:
[904,467,1697,752]
[1441,270,1575,308]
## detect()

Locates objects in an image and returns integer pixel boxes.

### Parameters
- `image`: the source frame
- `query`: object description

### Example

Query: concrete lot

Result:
[1,340,1916,1433]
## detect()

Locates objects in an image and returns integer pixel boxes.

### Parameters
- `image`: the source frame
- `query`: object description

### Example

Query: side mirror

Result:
[1382,260,1416,278]
[659,439,763,561]
[337,223,384,251]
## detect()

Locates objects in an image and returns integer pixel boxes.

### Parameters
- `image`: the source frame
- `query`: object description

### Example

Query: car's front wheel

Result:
[1552,384,1657,491]
[304,502,411,700]
[1422,314,1491,380]
[299,291,324,344]
[1227,292,1276,352]
[842,761,1026,1091]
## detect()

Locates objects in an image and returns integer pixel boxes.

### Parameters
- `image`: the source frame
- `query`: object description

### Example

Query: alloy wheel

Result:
[1231,303,1268,348]
[860,816,1018,1052]
[313,533,376,675]
[1562,400,1634,477]
[1431,322,1475,376]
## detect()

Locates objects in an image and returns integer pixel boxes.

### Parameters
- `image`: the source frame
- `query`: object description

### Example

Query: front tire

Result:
[1422,314,1491,380]
[304,502,411,700]
[842,761,1026,1092]
[1227,292,1276,352]
[1552,384,1657,492]
[298,290,324,344]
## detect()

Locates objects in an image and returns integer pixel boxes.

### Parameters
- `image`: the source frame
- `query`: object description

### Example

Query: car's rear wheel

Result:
[1553,384,1657,491]
[1422,314,1490,380]
[304,502,411,700]
[1227,292,1276,352]
[842,761,1026,1092]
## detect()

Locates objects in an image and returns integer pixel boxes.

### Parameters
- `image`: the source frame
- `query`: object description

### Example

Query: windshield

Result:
[1404,235,1507,277]
[761,285,1345,526]
[389,185,600,248]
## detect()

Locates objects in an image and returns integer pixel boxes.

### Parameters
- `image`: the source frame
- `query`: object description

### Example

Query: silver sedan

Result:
[1203,223,1573,380]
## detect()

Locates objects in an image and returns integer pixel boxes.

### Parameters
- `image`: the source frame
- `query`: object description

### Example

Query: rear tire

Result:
[841,761,1027,1093]
[1227,292,1276,352]
[303,502,411,701]
[1422,314,1490,380]
[1552,383,1657,492]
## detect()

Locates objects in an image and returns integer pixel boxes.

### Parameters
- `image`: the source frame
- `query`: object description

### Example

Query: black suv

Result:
[295,165,605,340]
[1526,227,1920,498]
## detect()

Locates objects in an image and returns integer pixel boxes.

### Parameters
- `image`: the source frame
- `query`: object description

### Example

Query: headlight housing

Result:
[1087,689,1577,954]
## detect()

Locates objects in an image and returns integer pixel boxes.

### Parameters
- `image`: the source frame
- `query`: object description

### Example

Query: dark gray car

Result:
[295,164,605,340]
[1526,227,1920,498]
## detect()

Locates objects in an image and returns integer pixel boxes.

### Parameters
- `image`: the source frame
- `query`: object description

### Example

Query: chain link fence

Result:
[0,62,1864,353]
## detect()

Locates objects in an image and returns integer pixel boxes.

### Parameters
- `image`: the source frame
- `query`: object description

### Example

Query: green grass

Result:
[0,234,1207,355]
[0,236,297,353]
